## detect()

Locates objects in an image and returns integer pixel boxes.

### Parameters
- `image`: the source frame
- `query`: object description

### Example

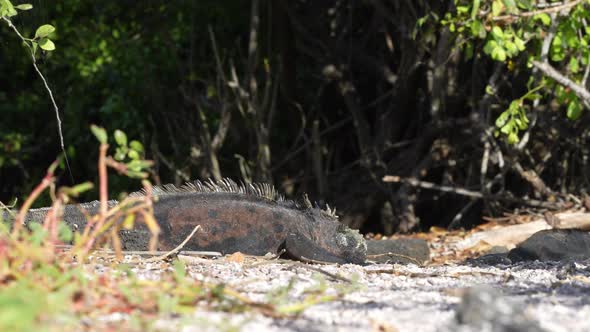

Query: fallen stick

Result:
[456,211,590,250]
[382,175,562,209]
[138,225,202,263]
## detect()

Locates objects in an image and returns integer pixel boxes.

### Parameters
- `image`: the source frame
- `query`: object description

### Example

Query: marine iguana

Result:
[2,179,367,264]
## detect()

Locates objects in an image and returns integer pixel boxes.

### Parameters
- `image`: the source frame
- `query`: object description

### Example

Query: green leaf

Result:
[127,150,139,160]
[569,57,579,73]
[514,37,525,51]
[567,99,583,119]
[90,125,108,144]
[127,160,153,171]
[556,86,569,103]
[114,129,128,146]
[565,29,579,48]
[515,118,528,130]
[492,0,503,16]
[501,118,515,133]
[491,26,504,39]
[129,140,144,152]
[491,46,507,61]
[533,13,551,26]
[516,0,533,10]
[550,49,565,62]
[485,85,496,95]
[127,171,149,179]
[38,38,55,51]
[507,132,519,144]
[66,182,94,196]
[0,0,17,17]
[495,112,509,127]
[484,40,498,54]
[115,147,127,161]
[35,24,55,39]
[550,35,565,61]
[504,41,518,55]
[456,5,469,14]
[508,100,520,112]
[471,0,481,19]
[0,0,11,17]
[14,4,33,10]
[6,6,17,17]
[502,0,517,13]
[552,34,563,48]
[523,93,541,101]
[470,20,486,39]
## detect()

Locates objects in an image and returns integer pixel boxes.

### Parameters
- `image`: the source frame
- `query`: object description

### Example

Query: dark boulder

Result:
[508,229,590,262]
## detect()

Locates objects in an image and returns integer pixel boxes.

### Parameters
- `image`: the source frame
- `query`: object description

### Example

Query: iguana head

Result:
[281,204,367,264]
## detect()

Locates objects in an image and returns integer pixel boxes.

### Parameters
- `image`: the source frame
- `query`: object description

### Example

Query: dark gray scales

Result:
[2,179,367,264]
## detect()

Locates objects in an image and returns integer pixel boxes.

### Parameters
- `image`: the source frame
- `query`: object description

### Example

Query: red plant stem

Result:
[12,160,57,237]
[79,144,109,255]
[45,197,63,247]
[98,144,109,216]
[105,157,128,174]
[41,206,57,257]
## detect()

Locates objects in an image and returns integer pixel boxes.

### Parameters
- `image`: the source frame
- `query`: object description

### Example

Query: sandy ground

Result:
[106,255,590,332]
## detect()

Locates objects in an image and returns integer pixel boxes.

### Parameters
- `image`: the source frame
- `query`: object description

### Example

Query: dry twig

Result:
[140,225,201,263]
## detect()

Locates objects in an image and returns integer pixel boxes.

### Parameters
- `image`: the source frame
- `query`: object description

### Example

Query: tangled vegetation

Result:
[2,0,590,234]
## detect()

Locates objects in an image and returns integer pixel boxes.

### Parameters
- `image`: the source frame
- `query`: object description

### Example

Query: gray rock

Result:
[455,286,545,332]
[487,245,510,255]
[508,229,590,262]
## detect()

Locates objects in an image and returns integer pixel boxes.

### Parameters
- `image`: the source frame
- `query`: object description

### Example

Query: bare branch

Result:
[493,0,584,22]
[383,175,562,209]
[532,60,590,109]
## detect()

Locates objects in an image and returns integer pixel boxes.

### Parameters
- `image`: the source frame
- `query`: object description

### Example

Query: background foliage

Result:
[2,0,590,234]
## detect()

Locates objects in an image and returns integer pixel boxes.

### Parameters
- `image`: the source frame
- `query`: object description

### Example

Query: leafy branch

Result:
[1,1,69,173]
[494,84,545,144]
[444,0,590,143]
